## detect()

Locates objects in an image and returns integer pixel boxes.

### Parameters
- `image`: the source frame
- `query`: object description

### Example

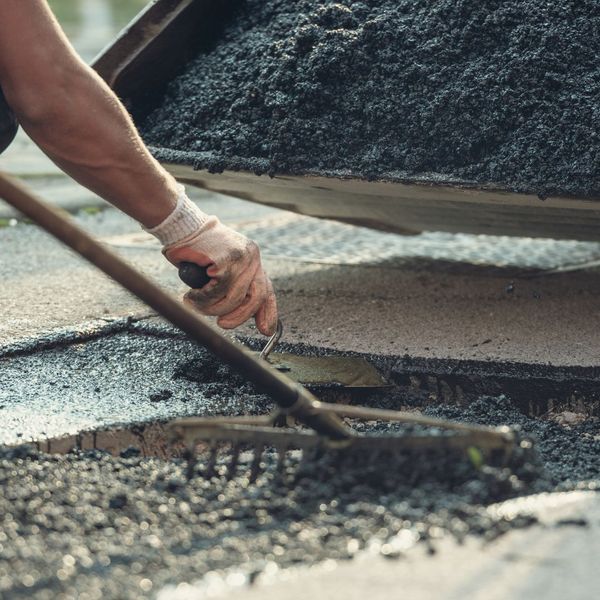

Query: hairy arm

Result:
[0,0,279,334]
[0,0,177,227]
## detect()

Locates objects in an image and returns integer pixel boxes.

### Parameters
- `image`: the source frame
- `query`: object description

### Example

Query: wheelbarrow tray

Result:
[93,0,600,241]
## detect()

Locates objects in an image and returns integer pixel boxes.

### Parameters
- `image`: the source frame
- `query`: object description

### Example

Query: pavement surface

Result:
[211,491,600,600]
[2,187,600,365]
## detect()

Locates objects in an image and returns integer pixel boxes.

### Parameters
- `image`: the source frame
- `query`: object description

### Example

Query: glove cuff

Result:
[144,185,209,246]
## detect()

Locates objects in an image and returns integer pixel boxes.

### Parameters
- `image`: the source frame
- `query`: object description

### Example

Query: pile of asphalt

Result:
[140,0,600,199]
[1,393,598,599]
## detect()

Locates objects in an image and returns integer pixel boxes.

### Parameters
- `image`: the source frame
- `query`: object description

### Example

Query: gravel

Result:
[1,326,598,598]
[139,0,600,199]
[1,391,598,599]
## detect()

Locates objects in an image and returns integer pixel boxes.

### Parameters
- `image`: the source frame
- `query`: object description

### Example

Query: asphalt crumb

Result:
[140,0,600,198]
[0,440,535,599]
[0,394,598,599]
[149,390,174,403]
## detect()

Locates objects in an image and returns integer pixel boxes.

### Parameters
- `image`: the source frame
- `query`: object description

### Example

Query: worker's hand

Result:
[146,186,278,336]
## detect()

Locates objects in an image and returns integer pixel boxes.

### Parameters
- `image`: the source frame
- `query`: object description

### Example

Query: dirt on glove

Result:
[139,0,600,199]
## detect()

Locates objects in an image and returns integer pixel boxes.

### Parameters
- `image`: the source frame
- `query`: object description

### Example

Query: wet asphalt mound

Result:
[140,0,600,198]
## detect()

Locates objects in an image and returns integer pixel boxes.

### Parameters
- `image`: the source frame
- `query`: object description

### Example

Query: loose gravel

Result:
[140,0,600,199]
[1,327,598,599]
[1,391,598,599]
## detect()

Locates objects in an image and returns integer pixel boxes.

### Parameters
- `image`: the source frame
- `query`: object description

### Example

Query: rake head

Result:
[167,405,533,482]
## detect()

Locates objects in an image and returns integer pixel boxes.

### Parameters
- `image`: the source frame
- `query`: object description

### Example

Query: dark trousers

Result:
[0,88,17,155]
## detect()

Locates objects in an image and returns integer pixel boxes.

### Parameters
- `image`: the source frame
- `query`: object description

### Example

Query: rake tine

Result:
[184,446,197,480]
[313,443,325,463]
[407,460,423,486]
[294,444,319,483]
[249,444,264,483]
[204,442,219,479]
[227,443,242,480]
[276,444,288,475]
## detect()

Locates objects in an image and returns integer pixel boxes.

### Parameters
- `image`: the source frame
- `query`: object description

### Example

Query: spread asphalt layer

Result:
[2,322,600,445]
[140,0,600,198]
[0,328,599,599]
[0,325,272,446]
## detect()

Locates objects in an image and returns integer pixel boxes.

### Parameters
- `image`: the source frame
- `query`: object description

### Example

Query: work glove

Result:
[146,185,278,336]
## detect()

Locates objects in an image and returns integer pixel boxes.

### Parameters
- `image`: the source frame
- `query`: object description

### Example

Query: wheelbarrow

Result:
[93,0,600,242]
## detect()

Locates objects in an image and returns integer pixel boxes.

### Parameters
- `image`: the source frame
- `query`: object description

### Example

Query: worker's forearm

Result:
[0,0,278,335]
[12,65,177,227]
[0,0,177,228]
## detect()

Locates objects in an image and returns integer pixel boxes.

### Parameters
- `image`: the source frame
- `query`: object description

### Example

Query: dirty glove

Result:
[146,186,278,336]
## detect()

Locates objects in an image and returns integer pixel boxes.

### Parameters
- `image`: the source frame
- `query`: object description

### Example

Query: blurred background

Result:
[49,0,147,60]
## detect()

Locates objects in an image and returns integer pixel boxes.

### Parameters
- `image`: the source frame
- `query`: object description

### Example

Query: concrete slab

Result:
[2,191,600,367]
[238,256,600,366]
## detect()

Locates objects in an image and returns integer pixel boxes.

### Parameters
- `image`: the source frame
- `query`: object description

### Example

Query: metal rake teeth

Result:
[183,442,297,482]
[167,410,528,483]
[194,442,252,481]
[173,421,328,482]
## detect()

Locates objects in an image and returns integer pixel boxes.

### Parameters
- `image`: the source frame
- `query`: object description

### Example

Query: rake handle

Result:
[0,171,350,440]
[178,262,211,289]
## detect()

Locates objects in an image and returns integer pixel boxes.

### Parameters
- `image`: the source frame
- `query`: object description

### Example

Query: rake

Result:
[0,171,529,479]
[167,405,526,481]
